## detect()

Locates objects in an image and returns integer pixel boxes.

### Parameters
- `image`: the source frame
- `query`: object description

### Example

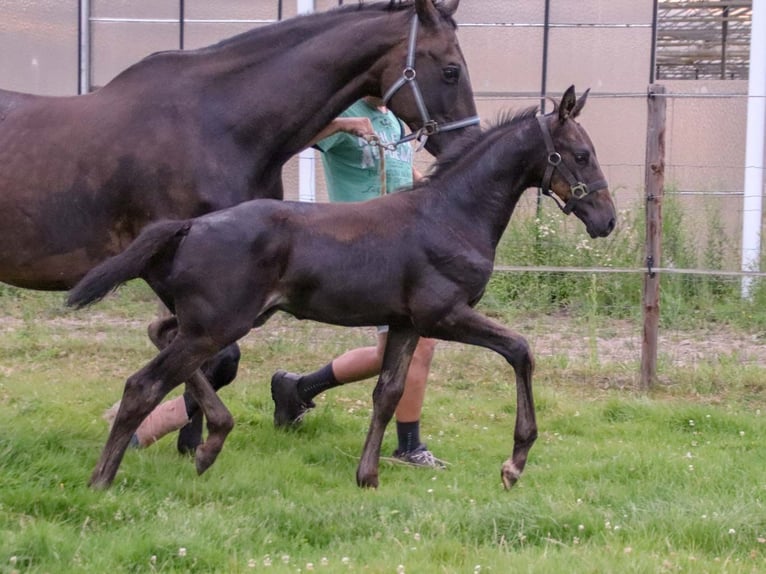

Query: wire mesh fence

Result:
[2,1,764,385]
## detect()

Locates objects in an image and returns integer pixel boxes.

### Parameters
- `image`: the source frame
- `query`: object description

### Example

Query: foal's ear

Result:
[571,88,591,119]
[558,85,577,123]
[416,0,442,26]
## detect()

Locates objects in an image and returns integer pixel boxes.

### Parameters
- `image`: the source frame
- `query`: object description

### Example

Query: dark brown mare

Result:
[0,0,478,449]
[68,86,616,489]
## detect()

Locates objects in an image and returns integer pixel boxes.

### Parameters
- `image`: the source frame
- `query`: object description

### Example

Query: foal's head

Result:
[538,86,616,238]
[376,0,479,156]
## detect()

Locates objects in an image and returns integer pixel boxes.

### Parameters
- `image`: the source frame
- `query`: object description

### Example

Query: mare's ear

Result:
[558,85,577,123]
[571,88,590,118]
[416,0,442,26]
[438,0,460,16]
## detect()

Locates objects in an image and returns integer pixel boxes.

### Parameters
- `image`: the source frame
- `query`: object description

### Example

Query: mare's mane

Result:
[106,1,455,88]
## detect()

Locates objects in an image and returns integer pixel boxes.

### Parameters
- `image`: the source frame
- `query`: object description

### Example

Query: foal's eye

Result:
[442,65,461,83]
[574,151,590,165]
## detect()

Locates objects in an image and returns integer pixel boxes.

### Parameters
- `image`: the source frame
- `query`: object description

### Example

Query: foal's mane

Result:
[424,106,540,183]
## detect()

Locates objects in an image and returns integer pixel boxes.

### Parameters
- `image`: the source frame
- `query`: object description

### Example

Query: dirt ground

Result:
[6,310,764,369]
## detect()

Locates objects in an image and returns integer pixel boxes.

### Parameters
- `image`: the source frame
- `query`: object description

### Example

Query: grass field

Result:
[1,284,765,573]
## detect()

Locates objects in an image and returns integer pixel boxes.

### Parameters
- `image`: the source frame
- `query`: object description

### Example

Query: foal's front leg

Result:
[357,327,419,488]
[428,304,537,489]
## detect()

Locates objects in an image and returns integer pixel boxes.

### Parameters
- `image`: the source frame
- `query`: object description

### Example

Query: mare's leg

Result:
[89,333,217,489]
[357,327,419,489]
[427,305,536,489]
[147,317,240,454]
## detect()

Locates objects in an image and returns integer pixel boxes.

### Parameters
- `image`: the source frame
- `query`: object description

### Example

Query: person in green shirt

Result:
[271,97,445,468]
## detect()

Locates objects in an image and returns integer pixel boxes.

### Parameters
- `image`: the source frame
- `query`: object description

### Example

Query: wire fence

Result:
[5,1,766,382]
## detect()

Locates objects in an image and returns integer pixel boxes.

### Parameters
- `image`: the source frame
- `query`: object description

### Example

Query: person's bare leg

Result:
[389,337,445,468]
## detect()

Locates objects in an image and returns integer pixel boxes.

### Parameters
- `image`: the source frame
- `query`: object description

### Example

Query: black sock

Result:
[396,420,421,453]
[296,363,341,402]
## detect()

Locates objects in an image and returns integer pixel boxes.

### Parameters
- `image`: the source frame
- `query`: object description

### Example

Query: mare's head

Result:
[378,0,479,156]
[536,86,616,238]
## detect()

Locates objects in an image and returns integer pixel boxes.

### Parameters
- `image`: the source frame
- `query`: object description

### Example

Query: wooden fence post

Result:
[640,84,667,390]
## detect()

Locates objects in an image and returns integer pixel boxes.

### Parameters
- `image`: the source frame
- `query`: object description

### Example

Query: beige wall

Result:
[0,0,757,260]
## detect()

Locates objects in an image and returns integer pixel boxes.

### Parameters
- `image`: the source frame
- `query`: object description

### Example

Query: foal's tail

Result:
[66,220,191,309]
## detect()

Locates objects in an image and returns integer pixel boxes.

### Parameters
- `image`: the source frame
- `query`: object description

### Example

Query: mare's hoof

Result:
[501,460,521,489]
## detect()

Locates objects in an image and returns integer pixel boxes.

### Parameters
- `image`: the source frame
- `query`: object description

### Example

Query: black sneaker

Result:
[271,370,315,427]
[391,444,447,469]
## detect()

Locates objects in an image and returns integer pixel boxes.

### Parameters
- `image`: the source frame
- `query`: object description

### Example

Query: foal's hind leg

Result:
[357,327,419,489]
[427,305,537,489]
[89,335,217,488]
[147,317,240,454]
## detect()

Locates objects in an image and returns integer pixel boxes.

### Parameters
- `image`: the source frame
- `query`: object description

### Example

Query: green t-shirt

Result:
[316,100,413,202]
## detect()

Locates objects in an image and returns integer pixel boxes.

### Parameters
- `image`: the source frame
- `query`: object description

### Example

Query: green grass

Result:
[0,285,765,573]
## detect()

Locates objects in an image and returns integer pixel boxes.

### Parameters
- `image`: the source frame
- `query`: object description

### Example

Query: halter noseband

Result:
[536,114,608,215]
[382,15,481,149]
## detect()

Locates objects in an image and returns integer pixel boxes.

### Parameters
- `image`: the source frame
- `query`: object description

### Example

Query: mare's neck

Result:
[202,8,411,162]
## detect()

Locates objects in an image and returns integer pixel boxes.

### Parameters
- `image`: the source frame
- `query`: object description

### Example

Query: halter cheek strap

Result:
[536,115,608,215]
[382,15,481,150]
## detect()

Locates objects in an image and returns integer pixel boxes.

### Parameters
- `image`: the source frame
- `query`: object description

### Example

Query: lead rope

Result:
[365,134,390,196]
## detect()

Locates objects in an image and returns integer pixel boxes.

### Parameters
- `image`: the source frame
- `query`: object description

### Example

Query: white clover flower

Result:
[306,563,314,570]
[320,557,328,566]
[178,548,187,557]
[248,558,256,568]
[281,554,290,564]
[341,556,350,565]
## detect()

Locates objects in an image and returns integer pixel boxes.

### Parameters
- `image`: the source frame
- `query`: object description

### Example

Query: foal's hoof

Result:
[194,444,219,476]
[501,460,521,490]
[88,474,113,490]
[356,472,379,489]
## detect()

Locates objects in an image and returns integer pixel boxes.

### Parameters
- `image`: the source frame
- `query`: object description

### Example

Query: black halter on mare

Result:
[537,114,608,215]
[383,15,481,149]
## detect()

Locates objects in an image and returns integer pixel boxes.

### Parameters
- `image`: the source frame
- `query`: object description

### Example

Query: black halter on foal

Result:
[536,115,608,215]
[382,15,481,149]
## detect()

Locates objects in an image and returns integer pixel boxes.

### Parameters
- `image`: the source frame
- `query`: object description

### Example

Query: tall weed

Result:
[485,190,766,331]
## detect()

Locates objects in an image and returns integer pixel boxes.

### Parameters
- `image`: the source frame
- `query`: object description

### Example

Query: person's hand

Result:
[336,117,374,138]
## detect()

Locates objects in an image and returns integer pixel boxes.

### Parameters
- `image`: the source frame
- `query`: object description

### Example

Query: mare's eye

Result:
[442,65,461,83]
[574,151,590,165]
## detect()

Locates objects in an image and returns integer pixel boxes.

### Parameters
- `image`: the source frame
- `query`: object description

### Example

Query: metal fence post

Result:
[640,84,666,390]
